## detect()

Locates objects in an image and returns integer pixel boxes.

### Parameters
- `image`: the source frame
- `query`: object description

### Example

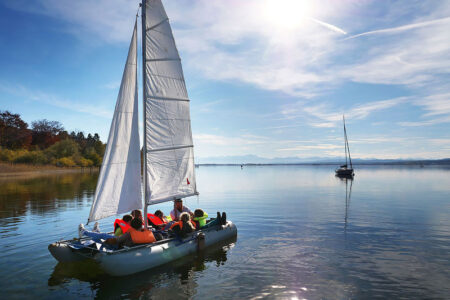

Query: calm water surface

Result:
[0,165,449,299]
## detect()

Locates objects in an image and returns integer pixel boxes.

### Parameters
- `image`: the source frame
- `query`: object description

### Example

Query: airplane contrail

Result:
[310,17,347,35]
[344,16,450,40]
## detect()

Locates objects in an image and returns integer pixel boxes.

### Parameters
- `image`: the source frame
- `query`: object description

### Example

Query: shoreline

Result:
[0,163,99,178]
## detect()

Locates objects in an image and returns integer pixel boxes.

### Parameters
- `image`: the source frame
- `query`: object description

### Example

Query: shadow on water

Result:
[48,237,237,299]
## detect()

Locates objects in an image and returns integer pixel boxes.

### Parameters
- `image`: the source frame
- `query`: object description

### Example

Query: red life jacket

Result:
[147,213,167,227]
[114,219,131,234]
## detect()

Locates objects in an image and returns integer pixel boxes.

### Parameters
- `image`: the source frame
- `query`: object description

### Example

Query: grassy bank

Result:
[0,162,99,178]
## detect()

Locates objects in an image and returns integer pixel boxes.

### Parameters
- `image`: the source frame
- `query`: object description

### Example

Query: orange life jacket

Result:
[114,219,131,234]
[128,227,156,244]
[147,213,167,227]
[170,220,195,230]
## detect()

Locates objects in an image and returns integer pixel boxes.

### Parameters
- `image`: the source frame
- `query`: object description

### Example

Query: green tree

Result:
[46,139,79,160]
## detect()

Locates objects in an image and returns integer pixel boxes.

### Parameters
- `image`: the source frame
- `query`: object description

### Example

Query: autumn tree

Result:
[31,119,64,148]
[0,111,32,149]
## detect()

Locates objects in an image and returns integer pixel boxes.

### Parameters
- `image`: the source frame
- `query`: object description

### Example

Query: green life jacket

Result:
[193,212,209,228]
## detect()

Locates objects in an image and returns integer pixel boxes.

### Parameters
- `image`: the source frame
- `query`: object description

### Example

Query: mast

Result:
[343,115,347,166]
[141,0,149,228]
[343,115,353,169]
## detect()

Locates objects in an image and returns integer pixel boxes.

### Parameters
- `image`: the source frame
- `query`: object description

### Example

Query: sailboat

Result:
[335,115,354,177]
[48,0,237,276]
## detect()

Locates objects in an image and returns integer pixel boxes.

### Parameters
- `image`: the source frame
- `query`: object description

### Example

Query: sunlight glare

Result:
[263,0,315,30]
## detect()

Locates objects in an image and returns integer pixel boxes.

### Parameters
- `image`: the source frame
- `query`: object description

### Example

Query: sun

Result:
[263,0,315,30]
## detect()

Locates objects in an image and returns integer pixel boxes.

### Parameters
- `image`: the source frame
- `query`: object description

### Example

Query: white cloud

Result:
[8,0,450,97]
[281,96,407,127]
[398,93,450,126]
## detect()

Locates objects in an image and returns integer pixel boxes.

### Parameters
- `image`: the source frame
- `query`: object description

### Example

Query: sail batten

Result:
[88,22,142,222]
[143,0,197,205]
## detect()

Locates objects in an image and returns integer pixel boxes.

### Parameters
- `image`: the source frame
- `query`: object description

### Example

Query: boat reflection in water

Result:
[336,175,353,234]
[48,236,236,298]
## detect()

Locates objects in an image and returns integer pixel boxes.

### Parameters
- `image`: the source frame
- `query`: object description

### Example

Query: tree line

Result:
[0,110,105,167]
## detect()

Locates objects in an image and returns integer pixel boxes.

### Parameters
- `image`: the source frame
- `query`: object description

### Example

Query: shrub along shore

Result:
[0,110,106,170]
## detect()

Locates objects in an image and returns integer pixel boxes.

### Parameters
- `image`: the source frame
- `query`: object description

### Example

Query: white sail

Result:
[143,0,198,204]
[88,22,142,222]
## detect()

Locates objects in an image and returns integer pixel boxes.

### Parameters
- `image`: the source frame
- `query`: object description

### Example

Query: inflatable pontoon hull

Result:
[49,221,237,276]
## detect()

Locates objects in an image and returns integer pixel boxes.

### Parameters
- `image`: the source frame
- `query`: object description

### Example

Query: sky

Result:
[0,0,449,160]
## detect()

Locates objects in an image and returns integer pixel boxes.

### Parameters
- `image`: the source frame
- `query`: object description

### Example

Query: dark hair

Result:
[132,209,142,217]
[154,210,163,218]
[174,198,182,203]
[131,217,142,230]
[194,209,204,218]
[122,214,132,223]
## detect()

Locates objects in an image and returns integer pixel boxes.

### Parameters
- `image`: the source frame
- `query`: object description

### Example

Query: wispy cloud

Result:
[7,0,450,97]
[281,97,407,127]
[399,93,450,126]
[0,82,113,118]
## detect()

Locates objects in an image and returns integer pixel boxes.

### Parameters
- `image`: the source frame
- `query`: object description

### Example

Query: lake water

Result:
[0,165,449,299]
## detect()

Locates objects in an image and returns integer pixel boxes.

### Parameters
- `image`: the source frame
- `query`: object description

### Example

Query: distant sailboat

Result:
[48,0,237,276]
[335,115,354,177]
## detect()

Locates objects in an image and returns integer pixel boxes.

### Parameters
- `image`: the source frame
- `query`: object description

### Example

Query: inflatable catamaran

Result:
[48,0,237,276]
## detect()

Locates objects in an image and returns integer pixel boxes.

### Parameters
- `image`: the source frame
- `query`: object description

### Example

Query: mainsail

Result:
[88,22,142,222]
[142,0,198,204]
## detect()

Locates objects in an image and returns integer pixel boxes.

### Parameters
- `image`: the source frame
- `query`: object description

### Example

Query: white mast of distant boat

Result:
[343,115,353,170]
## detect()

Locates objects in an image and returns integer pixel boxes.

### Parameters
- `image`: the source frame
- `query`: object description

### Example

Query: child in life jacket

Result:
[131,209,144,227]
[105,217,156,248]
[192,209,226,230]
[147,210,171,230]
[169,212,196,238]
[114,214,133,236]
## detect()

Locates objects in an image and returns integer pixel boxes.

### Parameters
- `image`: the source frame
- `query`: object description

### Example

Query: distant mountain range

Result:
[196,155,450,165]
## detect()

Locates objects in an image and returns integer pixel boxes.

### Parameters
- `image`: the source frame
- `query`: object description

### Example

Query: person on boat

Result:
[78,222,104,239]
[147,209,171,230]
[169,212,196,238]
[78,213,132,241]
[131,209,144,227]
[104,217,157,248]
[114,214,132,236]
[170,198,193,221]
[192,209,226,229]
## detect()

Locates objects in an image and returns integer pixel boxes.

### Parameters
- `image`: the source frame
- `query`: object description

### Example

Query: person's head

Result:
[131,217,142,230]
[154,210,164,218]
[194,209,204,218]
[174,198,183,211]
[180,212,195,231]
[122,214,133,225]
[131,209,142,219]
[179,212,190,223]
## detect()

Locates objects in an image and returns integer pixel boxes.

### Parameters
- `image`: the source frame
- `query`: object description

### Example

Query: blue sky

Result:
[0,0,449,160]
